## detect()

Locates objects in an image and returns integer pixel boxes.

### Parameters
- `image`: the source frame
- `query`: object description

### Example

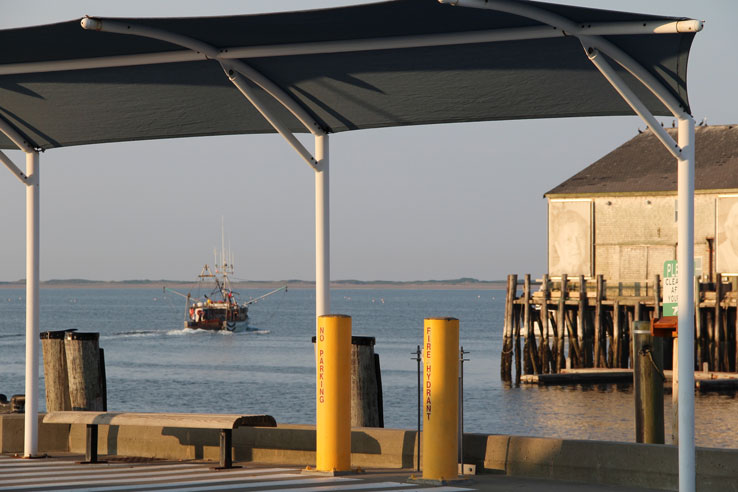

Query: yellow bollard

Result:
[316,314,352,472]
[422,317,459,482]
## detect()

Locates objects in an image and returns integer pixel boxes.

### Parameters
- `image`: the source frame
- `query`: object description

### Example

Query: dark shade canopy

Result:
[0,0,695,150]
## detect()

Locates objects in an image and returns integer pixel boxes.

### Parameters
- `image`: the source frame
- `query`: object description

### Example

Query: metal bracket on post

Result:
[583,46,682,159]
[0,116,35,154]
[221,62,319,171]
[214,429,239,470]
[0,150,30,185]
[0,115,39,185]
[81,424,106,464]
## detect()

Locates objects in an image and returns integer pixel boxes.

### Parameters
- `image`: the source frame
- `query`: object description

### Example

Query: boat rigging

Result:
[164,229,286,331]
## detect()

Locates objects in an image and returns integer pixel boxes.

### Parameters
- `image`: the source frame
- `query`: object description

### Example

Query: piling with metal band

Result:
[632,321,665,444]
[422,317,459,482]
[316,314,351,472]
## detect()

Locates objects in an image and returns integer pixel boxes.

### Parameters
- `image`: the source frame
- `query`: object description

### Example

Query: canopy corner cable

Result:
[584,46,681,159]
[80,17,325,140]
[221,62,319,171]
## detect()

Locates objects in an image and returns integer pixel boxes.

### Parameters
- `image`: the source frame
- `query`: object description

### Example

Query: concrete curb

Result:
[2,414,736,491]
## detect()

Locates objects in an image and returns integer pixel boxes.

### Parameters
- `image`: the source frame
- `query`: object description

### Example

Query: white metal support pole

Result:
[315,134,330,321]
[24,150,39,458]
[677,116,695,492]
[315,134,330,325]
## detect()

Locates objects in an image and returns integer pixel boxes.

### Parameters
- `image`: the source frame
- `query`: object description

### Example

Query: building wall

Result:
[549,194,718,282]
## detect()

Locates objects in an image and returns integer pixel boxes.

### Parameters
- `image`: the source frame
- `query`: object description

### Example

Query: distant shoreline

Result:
[0,279,510,290]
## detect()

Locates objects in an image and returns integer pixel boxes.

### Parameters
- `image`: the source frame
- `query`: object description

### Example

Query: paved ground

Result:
[0,454,665,492]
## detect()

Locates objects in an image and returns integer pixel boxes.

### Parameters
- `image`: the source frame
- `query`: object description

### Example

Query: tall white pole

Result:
[677,116,695,491]
[24,151,39,458]
[315,134,330,324]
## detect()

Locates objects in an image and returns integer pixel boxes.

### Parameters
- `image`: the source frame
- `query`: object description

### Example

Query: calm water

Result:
[1,287,737,449]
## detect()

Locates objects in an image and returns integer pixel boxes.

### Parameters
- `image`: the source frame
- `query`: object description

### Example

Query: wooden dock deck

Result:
[521,368,738,391]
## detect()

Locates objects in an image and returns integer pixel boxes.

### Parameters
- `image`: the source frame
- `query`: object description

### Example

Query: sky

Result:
[0,0,736,283]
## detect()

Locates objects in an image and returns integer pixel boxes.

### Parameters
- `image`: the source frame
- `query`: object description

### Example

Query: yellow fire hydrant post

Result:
[421,317,460,483]
[315,314,352,473]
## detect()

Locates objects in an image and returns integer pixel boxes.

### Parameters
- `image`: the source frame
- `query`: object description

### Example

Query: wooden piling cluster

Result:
[501,274,738,384]
[40,330,107,412]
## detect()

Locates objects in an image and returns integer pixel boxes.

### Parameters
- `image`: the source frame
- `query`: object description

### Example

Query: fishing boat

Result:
[165,238,286,332]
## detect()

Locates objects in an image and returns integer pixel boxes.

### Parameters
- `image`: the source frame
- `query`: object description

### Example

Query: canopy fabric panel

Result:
[0,0,695,150]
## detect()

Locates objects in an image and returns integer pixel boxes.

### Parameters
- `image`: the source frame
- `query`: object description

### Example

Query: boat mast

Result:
[220,217,230,302]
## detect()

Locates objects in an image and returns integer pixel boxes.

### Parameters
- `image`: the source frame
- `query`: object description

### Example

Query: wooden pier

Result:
[520,368,738,391]
[501,273,738,385]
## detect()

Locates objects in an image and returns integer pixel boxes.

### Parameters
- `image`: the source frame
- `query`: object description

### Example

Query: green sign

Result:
[663,260,678,316]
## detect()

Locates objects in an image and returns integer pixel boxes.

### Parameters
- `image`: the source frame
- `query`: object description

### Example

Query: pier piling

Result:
[633,322,665,444]
[40,330,71,412]
[350,336,383,428]
[501,275,738,381]
[64,332,104,411]
[540,274,551,374]
[500,274,516,384]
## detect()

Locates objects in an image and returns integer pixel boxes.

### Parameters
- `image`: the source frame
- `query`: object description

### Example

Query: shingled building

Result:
[545,124,738,283]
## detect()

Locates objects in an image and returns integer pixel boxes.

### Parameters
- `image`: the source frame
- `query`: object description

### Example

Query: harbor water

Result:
[1,287,737,449]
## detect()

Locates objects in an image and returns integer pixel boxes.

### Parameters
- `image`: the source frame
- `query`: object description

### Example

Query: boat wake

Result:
[0,333,23,339]
[168,327,270,336]
[109,330,163,338]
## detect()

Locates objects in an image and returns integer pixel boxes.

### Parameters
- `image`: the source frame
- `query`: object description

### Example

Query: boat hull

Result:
[186,304,248,331]
[184,319,247,331]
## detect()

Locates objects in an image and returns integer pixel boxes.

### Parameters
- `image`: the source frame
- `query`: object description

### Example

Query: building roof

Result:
[545,124,738,196]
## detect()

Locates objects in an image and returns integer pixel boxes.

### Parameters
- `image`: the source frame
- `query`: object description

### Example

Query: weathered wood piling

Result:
[313,334,384,427]
[501,275,738,384]
[632,321,665,444]
[64,332,105,411]
[350,336,384,428]
[40,329,107,412]
[500,274,516,384]
[40,330,72,412]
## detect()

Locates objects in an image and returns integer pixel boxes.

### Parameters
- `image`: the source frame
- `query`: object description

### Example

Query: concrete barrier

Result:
[0,414,68,453]
[2,414,737,491]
